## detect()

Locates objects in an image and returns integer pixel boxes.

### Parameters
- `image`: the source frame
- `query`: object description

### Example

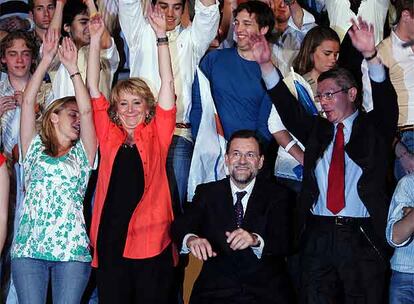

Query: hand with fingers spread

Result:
[0,96,17,117]
[42,29,60,63]
[186,236,217,261]
[225,228,259,251]
[348,17,376,59]
[148,4,167,38]
[89,12,105,43]
[59,37,79,75]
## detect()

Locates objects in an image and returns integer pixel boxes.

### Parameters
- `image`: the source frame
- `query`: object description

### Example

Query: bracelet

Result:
[70,72,81,79]
[157,41,169,47]
[284,139,297,153]
[364,50,377,61]
[157,37,168,43]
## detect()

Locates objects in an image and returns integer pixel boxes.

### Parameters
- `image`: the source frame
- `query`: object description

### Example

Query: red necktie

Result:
[327,123,345,215]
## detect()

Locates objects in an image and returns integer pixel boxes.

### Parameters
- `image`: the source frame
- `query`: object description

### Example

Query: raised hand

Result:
[89,12,105,42]
[58,37,79,75]
[250,34,272,65]
[42,29,60,63]
[148,4,167,37]
[348,17,376,58]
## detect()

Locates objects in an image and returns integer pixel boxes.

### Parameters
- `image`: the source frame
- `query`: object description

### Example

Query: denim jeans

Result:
[389,270,414,304]
[166,135,193,213]
[395,130,414,181]
[11,258,91,304]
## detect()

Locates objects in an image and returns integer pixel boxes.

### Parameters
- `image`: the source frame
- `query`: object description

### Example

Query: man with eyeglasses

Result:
[172,129,291,303]
[252,18,398,304]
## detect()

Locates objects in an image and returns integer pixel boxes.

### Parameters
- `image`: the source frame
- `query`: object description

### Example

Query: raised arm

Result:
[59,37,97,166]
[21,29,59,158]
[87,14,104,99]
[49,0,65,32]
[84,0,112,49]
[148,5,174,110]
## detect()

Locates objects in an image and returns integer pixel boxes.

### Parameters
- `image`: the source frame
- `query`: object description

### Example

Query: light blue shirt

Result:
[313,110,369,217]
[386,174,414,273]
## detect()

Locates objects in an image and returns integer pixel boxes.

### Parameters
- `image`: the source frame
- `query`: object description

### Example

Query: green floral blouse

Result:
[12,135,93,262]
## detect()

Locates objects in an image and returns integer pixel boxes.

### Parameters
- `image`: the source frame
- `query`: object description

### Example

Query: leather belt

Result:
[176,123,191,129]
[397,125,414,133]
[308,215,371,227]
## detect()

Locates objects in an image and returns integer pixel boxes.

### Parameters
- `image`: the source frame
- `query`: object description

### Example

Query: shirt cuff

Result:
[387,221,412,248]
[181,233,198,254]
[251,233,264,259]
[262,67,281,90]
[367,61,386,83]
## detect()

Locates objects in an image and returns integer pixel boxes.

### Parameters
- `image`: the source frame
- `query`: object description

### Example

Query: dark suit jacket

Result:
[267,71,398,255]
[172,177,291,304]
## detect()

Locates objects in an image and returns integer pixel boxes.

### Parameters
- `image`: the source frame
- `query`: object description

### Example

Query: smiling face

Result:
[51,101,80,142]
[234,10,268,52]
[1,38,33,79]
[31,0,55,31]
[65,13,90,48]
[316,78,356,124]
[156,0,183,31]
[311,39,340,75]
[225,137,264,188]
[116,91,149,133]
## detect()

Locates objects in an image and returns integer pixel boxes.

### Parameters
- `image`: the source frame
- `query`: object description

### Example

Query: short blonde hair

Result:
[110,78,156,125]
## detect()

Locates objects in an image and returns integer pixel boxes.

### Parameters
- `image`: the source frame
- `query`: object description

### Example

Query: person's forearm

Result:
[49,0,65,31]
[157,35,174,110]
[0,166,8,255]
[24,58,50,106]
[392,212,414,245]
[87,38,101,98]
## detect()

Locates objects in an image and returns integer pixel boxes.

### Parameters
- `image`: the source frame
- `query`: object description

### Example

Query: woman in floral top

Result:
[11,29,97,304]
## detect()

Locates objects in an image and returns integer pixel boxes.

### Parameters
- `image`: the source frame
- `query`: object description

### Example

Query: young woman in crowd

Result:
[11,29,96,303]
[292,26,341,94]
[87,11,176,303]
[0,153,8,255]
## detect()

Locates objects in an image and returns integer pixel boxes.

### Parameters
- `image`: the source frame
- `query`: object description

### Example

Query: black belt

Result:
[308,215,371,227]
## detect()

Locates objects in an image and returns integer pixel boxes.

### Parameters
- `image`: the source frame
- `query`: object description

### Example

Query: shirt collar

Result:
[229,177,256,203]
[335,109,358,133]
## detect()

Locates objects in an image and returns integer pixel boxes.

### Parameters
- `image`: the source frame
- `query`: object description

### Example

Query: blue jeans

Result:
[389,270,414,304]
[166,135,193,213]
[395,130,414,181]
[11,258,91,304]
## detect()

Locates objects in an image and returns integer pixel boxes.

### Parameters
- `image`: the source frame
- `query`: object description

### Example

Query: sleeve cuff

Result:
[194,0,219,12]
[367,61,386,83]
[387,221,412,247]
[251,233,264,259]
[181,233,199,254]
[262,67,281,90]
[91,93,109,111]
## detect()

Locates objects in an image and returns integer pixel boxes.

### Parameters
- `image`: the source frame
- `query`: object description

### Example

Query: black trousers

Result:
[300,216,388,304]
[96,245,174,304]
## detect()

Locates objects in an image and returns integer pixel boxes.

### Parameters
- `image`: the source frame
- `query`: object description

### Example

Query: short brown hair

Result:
[394,0,414,24]
[0,31,38,73]
[110,78,156,125]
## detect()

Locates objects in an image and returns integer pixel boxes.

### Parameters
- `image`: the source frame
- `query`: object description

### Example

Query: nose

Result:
[45,9,50,18]
[128,103,133,113]
[238,154,248,163]
[16,54,24,63]
[166,6,174,17]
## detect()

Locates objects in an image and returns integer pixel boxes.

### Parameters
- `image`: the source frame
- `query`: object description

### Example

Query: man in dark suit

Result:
[251,18,398,303]
[172,129,291,304]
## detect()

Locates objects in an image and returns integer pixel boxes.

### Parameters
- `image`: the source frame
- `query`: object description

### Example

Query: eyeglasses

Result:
[229,151,260,160]
[314,88,351,102]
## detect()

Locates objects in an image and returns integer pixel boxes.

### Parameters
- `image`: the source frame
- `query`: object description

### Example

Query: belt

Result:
[175,123,191,129]
[397,125,414,133]
[308,215,371,227]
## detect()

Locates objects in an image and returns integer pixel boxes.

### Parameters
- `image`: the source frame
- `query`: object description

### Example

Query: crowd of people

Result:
[0,0,413,303]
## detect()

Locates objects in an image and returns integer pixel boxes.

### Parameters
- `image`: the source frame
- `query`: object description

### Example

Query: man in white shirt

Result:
[377,0,414,180]
[172,129,290,303]
[119,0,219,213]
[271,0,316,76]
